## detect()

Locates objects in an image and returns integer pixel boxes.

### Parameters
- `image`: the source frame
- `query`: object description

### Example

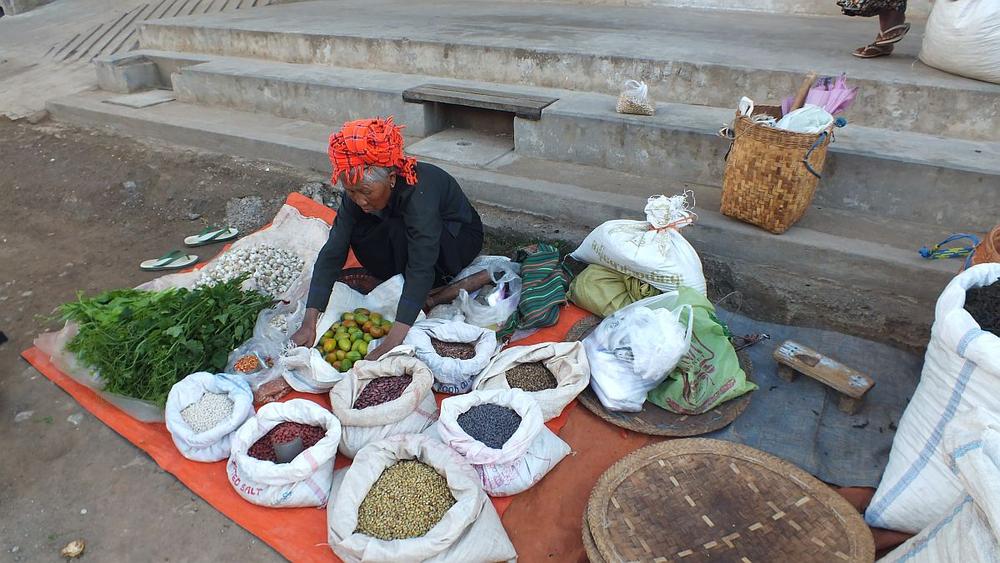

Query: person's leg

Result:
[434,211,485,285]
[853,2,908,58]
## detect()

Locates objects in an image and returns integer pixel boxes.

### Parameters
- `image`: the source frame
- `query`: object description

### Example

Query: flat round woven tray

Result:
[337,268,381,295]
[565,315,754,437]
[585,439,875,563]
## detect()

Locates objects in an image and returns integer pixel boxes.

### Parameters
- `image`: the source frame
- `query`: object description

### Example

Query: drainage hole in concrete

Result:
[456,141,472,147]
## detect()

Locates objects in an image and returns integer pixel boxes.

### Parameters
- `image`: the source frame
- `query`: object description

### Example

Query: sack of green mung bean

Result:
[404,319,500,394]
[328,356,438,458]
[227,399,341,507]
[165,372,255,462]
[473,341,590,421]
[327,434,517,563]
[432,389,571,496]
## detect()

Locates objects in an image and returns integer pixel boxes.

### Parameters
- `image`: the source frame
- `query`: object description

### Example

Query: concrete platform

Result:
[460,0,933,19]
[136,0,1000,140]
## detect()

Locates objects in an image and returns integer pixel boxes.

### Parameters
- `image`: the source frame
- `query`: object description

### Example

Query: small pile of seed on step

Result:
[505,362,558,392]
[457,404,522,449]
[353,375,413,410]
[355,460,456,540]
[180,392,234,433]
[247,422,325,462]
[430,338,477,360]
[966,280,1000,337]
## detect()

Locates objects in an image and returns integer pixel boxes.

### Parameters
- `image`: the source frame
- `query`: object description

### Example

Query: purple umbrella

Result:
[782,74,858,115]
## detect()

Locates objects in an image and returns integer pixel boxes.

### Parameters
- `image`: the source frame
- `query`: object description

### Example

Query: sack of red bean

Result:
[327,434,517,563]
[432,389,571,497]
[227,399,341,507]
[404,319,499,394]
[165,372,255,462]
[329,356,438,458]
[473,341,591,421]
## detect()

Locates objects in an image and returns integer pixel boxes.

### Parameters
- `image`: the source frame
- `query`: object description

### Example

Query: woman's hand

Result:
[365,321,411,361]
[290,308,321,347]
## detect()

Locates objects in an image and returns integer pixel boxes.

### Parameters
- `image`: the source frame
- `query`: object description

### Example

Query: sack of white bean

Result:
[473,341,590,421]
[404,319,499,394]
[432,389,571,497]
[227,399,341,507]
[329,355,438,458]
[165,372,255,462]
[327,434,517,563]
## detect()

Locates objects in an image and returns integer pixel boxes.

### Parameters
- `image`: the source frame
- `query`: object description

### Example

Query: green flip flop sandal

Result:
[140,250,199,272]
[184,226,239,247]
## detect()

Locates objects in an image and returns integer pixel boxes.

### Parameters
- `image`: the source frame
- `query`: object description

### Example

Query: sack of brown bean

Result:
[329,355,438,458]
[616,79,655,116]
[227,399,341,507]
[431,389,571,497]
[327,434,516,563]
[404,319,499,394]
[165,372,255,462]
[473,341,590,421]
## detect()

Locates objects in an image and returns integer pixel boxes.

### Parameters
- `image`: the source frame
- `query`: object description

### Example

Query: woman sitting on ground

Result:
[838,0,909,58]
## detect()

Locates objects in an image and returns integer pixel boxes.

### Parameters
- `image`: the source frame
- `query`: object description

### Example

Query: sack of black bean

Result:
[327,434,516,563]
[227,399,341,507]
[432,389,571,496]
[329,355,438,458]
[473,341,590,421]
[165,372,255,462]
[404,319,499,394]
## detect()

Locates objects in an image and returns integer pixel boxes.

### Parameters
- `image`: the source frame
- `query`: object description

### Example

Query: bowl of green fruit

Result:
[316,308,394,373]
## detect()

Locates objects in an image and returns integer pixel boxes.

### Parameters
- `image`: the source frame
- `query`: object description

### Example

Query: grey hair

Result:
[362,166,395,185]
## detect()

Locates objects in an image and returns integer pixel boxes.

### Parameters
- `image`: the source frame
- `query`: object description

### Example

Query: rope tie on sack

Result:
[919,234,980,268]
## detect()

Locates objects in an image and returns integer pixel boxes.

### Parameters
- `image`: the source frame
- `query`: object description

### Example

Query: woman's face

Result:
[344,170,396,214]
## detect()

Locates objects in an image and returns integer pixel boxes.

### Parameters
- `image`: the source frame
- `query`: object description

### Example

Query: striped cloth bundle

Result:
[498,244,572,341]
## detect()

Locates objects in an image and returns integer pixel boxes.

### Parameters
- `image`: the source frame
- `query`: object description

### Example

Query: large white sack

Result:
[920,0,1000,85]
[570,194,706,294]
[405,319,499,394]
[866,264,1000,533]
[227,399,341,507]
[165,372,255,462]
[327,434,517,563]
[881,409,1000,563]
[473,341,590,421]
[328,355,438,458]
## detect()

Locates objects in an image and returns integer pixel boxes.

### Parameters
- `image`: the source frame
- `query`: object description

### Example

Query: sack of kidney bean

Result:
[165,372,255,462]
[473,341,591,421]
[227,399,341,507]
[403,320,499,394]
[327,434,516,563]
[432,388,570,497]
[329,355,438,458]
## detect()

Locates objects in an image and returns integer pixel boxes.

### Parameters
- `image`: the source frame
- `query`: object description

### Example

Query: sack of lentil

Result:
[433,388,571,496]
[165,371,255,462]
[227,398,342,507]
[473,341,590,421]
[405,319,499,394]
[329,355,438,458]
[327,434,517,563]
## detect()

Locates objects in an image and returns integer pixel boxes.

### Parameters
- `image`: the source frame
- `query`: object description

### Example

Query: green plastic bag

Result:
[568,264,661,318]
[646,287,757,415]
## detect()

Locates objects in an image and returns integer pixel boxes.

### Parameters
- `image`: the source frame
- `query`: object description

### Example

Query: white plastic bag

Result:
[226,337,284,390]
[453,256,522,329]
[405,319,499,394]
[473,341,590,421]
[866,264,1000,533]
[254,298,306,344]
[327,434,517,563]
[570,194,706,294]
[584,294,694,412]
[328,355,438,458]
[920,0,1000,85]
[227,399,342,507]
[774,104,834,133]
[616,79,655,116]
[165,372,255,462]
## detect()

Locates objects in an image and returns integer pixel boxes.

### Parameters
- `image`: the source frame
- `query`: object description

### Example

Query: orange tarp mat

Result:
[21,192,585,562]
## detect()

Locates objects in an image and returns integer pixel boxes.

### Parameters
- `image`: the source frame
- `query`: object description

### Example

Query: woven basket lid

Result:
[585,439,874,563]
[337,267,381,295]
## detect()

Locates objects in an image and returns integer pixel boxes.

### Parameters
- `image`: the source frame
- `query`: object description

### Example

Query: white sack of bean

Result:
[329,355,439,458]
[280,275,425,393]
[404,319,500,394]
[432,389,571,497]
[473,341,590,421]
[227,399,341,507]
[165,372,255,462]
[327,434,517,563]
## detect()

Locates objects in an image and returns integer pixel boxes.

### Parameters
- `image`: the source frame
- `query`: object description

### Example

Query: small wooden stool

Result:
[773,340,875,414]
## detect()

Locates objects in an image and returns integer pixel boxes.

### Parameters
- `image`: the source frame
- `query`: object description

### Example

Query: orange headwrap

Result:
[328,117,418,186]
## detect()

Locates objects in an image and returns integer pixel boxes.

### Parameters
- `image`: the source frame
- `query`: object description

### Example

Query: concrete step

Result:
[460,0,933,19]
[136,0,1000,141]
[47,89,966,348]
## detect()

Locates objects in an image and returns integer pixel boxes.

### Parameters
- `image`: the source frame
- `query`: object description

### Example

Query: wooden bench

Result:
[402,84,558,120]
[773,340,875,414]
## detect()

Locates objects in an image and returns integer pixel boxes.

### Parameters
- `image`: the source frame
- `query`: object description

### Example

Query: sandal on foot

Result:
[873,23,911,46]
[853,42,894,59]
[140,250,199,271]
[183,226,238,247]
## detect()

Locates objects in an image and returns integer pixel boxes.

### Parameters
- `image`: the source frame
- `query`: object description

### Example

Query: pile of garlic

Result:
[198,244,304,298]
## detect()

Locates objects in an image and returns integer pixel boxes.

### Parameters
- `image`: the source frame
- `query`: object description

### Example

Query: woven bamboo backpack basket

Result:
[972,225,1000,266]
[721,105,834,234]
